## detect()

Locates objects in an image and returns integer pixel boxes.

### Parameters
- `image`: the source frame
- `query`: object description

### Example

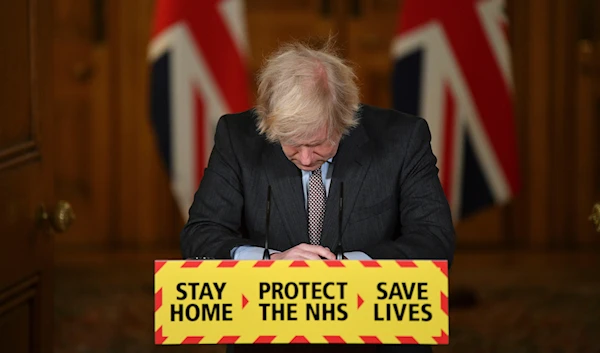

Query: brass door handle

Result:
[590,202,600,233]
[36,200,76,233]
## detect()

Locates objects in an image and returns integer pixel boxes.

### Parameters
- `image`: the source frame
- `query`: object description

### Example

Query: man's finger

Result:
[295,243,319,251]
[293,250,322,260]
[296,243,330,253]
[314,247,336,260]
[295,244,336,260]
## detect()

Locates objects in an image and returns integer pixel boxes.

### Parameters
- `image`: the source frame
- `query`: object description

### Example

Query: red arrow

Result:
[242,294,248,309]
[357,294,364,309]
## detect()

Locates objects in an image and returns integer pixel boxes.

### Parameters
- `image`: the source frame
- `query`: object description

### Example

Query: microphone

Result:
[262,185,272,260]
[334,182,344,260]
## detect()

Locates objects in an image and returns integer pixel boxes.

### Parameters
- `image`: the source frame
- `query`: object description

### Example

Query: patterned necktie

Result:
[307,167,327,245]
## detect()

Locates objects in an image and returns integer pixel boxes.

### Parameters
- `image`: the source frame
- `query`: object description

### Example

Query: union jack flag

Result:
[148,0,249,218]
[391,0,520,220]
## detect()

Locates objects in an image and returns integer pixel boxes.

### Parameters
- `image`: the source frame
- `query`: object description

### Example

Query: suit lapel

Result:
[262,142,309,246]
[319,124,372,250]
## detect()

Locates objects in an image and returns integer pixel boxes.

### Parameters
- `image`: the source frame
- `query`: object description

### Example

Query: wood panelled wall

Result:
[108,0,182,249]
[53,0,600,251]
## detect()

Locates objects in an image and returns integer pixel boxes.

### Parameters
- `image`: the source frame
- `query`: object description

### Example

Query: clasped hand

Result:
[270,243,336,260]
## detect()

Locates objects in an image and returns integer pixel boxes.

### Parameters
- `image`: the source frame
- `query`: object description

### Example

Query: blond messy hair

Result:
[255,39,360,144]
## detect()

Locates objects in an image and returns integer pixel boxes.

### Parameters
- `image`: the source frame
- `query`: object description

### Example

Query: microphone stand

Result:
[334,182,344,260]
[262,186,271,260]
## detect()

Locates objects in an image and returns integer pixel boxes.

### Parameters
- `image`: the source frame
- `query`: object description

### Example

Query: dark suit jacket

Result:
[180,104,455,353]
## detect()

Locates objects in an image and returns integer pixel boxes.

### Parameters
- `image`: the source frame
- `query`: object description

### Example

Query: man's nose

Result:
[298,147,313,165]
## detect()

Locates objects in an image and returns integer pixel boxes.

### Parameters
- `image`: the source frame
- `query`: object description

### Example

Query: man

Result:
[181,40,454,353]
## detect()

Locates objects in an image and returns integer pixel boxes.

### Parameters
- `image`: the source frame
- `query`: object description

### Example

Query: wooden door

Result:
[573,0,600,245]
[0,1,66,352]
[53,0,111,249]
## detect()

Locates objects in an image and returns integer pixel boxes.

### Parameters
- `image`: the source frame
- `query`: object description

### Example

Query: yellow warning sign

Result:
[154,259,448,345]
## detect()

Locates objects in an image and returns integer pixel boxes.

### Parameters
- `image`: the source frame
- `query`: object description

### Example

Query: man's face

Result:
[280,127,340,171]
